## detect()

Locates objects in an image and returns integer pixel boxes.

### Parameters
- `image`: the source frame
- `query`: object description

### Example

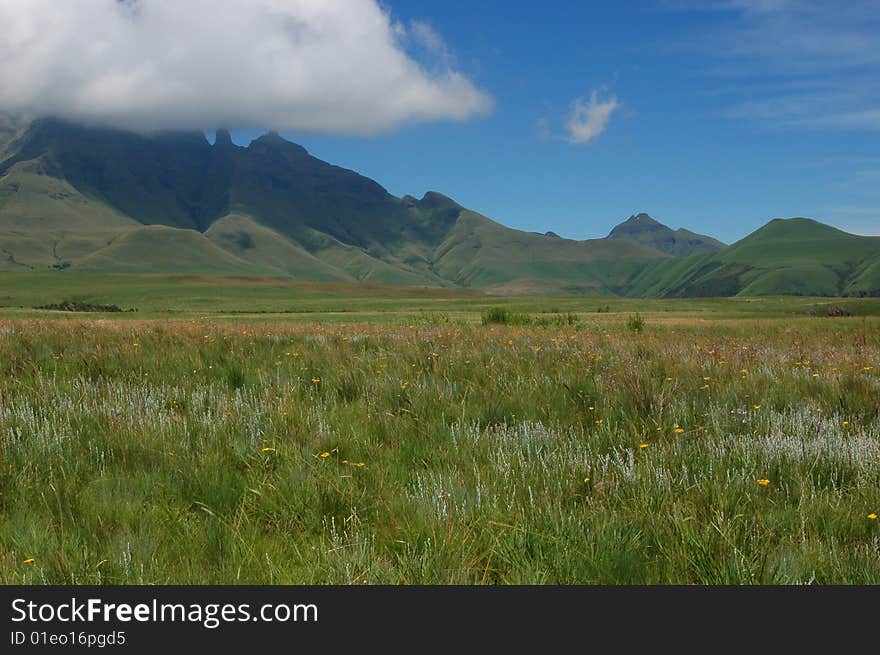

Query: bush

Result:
[36,300,134,313]
[626,313,645,333]
[481,306,534,326]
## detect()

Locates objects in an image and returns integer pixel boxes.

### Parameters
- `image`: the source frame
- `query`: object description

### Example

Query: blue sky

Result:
[223,0,880,243]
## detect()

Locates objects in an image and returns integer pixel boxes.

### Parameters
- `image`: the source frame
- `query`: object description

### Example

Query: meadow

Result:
[0,277,878,584]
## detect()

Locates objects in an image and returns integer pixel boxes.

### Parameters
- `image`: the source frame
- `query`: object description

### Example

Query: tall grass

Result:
[0,317,878,584]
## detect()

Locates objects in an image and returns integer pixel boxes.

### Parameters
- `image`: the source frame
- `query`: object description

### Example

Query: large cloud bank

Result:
[0,0,493,134]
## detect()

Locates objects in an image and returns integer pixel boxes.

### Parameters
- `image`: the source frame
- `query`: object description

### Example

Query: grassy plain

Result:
[0,274,878,584]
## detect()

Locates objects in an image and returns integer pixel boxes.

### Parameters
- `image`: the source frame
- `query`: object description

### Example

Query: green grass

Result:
[2,272,880,322]
[0,296,878,584]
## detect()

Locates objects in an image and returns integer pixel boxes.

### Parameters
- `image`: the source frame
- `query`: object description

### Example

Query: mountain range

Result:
[1,118,878,297]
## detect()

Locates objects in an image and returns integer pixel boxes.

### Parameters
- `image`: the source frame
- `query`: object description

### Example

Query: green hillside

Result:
[433,209,669,294]
[76,225,270,275]
[629,219,880,297]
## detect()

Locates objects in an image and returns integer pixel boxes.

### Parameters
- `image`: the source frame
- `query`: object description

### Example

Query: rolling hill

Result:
[628,218,880,297]
[0,116,877,297]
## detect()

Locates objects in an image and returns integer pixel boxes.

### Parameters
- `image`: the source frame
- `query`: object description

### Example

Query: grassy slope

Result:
[433,210,670,294]
[629,219,880,297]
[205,213,353,282]
[0,161,140,269]
[76,226,274,275]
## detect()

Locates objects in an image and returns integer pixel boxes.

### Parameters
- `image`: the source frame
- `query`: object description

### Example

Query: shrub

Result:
[626,313,645,333]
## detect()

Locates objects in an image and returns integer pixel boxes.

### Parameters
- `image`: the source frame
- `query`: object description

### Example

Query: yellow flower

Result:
[842,421,849,426]
[753,404,761,410]
[674,427,685,434]
[756,479,771,487]
[320,452,331,459]
[595,419,603,425]
[583,477,590,484]
[864,366,874,372]
[702,376,711,381]
[639,443,650,449]
[23,558,35,565]
[401,381,410,390]
[261,447,274,453]
[812,373,819,379]
[311,377,321,384]
[355,462,365,467]
[342,460,349,465]
[868,513,878,520]
[665,377,673,381]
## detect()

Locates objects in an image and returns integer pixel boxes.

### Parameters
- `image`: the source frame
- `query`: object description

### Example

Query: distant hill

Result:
[1,117,876,297]
[628,218,880,297]
[608,213,725,256]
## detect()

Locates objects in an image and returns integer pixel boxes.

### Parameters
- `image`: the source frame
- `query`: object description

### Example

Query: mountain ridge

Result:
[1,118,877,296]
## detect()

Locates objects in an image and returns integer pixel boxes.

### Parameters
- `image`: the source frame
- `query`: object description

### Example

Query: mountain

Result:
[628,218,880,297]
[0,118,671,292]
[2,117,876,297]
[607,212,725,256]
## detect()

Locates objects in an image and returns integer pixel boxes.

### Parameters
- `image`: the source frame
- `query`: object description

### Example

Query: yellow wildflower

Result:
[756,479,771,487]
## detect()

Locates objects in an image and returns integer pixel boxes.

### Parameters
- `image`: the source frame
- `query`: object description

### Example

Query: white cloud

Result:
[0,0,493,134]
[564,89,619,145]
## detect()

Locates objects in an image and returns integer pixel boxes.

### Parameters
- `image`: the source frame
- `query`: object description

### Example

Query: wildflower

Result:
[23,558,35,565]
[342,460,349,465]
[753,404,761,410]
[674,427,685,434]
[703,376,711,381]
[401,381,410,390]
[865,366,874,372]
[868,513,878,520]
[311,377,321,384]
[756,479,771,487]
[843,421,849,426]
[583,477,590,484]
[666,377,673,381]
[595,419,603,425]
[639,443,650,449]
[355,462,365,467]
[262,447,274,453]
[812,373,819,379]
[320,452,331,459]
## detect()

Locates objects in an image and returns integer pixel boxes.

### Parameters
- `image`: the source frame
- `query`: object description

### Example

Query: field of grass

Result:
[1,296,878,584]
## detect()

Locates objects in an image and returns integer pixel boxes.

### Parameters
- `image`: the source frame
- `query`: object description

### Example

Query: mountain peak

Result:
[248,131,308,156]
[418,191,460,210]
[608,211,725,256]
[623,212,662,227]
[214,128,233,147]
